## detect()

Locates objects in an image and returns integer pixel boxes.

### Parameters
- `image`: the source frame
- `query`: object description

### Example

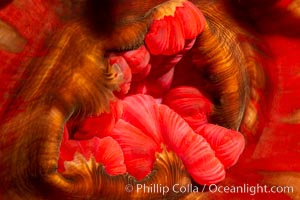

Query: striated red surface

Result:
[0,0,300,199]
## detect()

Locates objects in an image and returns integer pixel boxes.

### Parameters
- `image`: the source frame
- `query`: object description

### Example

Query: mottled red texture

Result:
[0,0,62,114]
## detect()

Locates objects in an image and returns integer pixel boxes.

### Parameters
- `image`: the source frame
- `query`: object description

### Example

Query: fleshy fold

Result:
[145,0,205,55]
[104,95,244,184]
[59,128,126,176]
[62,94,245,185]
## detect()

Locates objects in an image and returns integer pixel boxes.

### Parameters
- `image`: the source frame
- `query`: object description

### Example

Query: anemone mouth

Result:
[0,1,252,199]
[52,0,247,194]
[54,92,245,199]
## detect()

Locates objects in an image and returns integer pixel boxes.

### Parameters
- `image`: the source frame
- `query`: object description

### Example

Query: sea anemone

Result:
[3,0,290,199]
